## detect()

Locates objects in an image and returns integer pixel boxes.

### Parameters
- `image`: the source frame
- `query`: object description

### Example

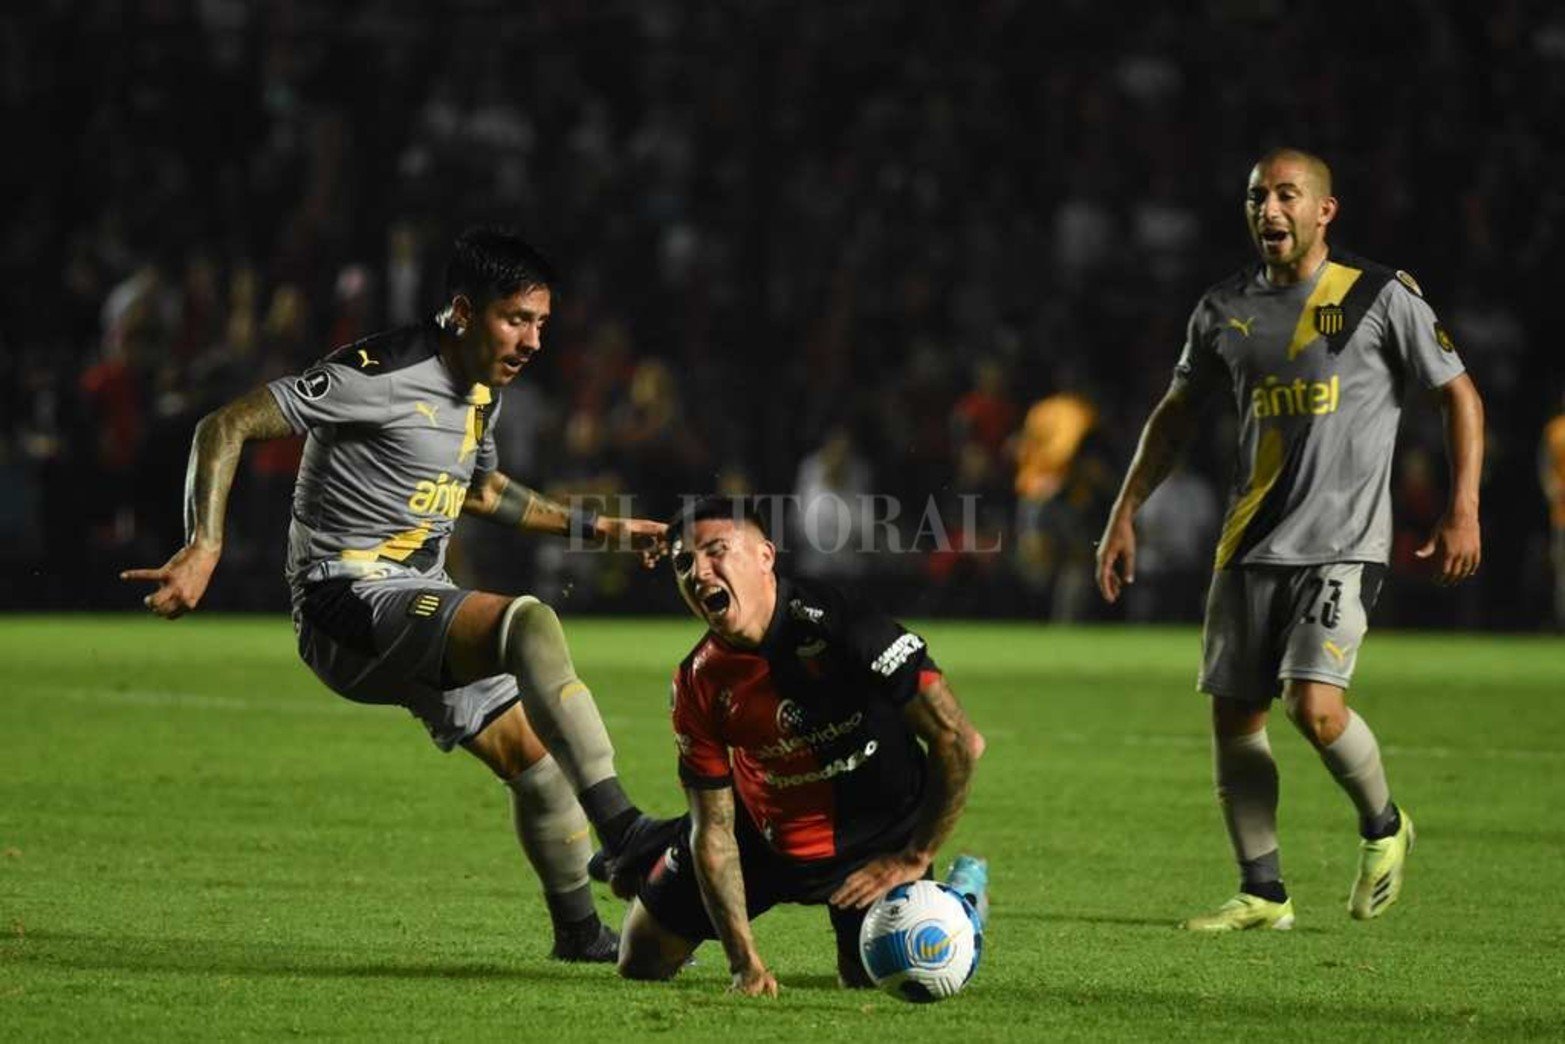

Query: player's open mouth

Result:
[701,588,731,615]
[1259,228,1289,247]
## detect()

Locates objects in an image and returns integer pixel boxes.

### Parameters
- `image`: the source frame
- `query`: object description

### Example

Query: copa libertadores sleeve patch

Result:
[295,368,332,400]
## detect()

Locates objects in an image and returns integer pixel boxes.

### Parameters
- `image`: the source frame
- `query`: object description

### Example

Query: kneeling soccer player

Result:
[614,496,987,996]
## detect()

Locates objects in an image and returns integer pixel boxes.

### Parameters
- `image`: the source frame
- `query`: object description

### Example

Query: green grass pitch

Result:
[2,615,1562,1040]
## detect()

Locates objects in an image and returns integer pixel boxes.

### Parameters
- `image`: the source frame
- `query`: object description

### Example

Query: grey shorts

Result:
[1199,562,1385,702]
[291,574,519,750]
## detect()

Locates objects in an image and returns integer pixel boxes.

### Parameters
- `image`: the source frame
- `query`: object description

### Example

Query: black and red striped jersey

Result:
[671,575,939,862]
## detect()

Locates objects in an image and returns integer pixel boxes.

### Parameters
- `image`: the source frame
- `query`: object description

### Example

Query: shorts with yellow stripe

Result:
[1199,562,1386,702]
[291,573,519,750]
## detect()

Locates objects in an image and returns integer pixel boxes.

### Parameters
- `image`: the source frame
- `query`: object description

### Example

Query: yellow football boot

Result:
[1350,809,1415,920]
[1182,893,1296,932]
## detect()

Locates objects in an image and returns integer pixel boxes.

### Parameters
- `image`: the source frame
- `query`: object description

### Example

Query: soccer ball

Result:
[858,880,983,1003]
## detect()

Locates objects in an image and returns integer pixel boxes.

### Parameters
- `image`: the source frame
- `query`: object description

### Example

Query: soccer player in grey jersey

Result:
[123,228,677,961]
[1096,149,1485,931]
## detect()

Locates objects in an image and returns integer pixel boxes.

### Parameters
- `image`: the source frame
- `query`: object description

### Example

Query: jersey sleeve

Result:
[671,663,733,789]
[1170,299,1227,401]
[1381,280,1467,390]
[830,589,939,707]
[266,362,394,433]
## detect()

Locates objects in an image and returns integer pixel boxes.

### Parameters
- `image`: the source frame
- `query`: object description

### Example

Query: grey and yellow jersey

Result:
[1173,252,1465,569]
[266,322,500,591]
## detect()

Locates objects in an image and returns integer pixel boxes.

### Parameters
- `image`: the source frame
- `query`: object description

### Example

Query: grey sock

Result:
[506,754,593,917]
[1214,727,1281,873]
[1319,710,1393,833]
[500,598,619,799]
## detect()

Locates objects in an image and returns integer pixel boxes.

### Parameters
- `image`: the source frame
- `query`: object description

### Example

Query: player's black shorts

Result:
[637,805,920,962]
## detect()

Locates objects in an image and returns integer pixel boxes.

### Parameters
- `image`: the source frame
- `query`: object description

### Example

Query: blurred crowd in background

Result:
[3,0,1563,627]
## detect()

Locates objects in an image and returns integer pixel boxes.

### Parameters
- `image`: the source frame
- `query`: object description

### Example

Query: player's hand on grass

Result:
[1415,512,1481,585]
[729,962,779,998]
[120,545,221,619]
[1094,515,1136,603]
[829,850,931,909]
[597,516,669,567]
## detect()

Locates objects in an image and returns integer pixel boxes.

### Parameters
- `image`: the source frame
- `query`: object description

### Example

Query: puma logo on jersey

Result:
[1322,640,1351,666]
[357,348,379,368]
[1227,315,1257,337]
[414,402,440,426]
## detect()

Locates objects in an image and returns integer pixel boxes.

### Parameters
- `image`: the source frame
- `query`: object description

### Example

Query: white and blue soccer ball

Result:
[858,880,984,1003]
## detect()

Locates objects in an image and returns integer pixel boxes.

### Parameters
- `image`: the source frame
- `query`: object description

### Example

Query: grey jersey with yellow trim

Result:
[266,322,501,593]
[1173,252,1465,568]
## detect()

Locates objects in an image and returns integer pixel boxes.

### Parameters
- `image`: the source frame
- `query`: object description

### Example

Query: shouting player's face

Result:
[672,518,777,645]
[1245,156,1337,278]
[448,286,550,388]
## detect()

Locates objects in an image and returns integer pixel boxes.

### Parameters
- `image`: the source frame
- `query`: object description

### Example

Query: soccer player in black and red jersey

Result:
[614,496,985,996]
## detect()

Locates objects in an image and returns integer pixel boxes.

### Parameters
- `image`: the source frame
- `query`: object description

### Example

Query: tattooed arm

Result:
[464,471,668,560]
[688,785,778,997]
[462,471,596,536]
[829,673,982,908]
[120,386,293,618]
[1095,383,1202,603]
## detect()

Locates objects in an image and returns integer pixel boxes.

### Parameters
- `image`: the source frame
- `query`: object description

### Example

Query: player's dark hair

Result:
[444,226,557,306]
[668,495,770,542]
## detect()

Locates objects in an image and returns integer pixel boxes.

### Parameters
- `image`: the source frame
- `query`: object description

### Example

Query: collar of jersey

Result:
[424,322,493,405]
[756,575,794,657]
[1251,253,1329,295]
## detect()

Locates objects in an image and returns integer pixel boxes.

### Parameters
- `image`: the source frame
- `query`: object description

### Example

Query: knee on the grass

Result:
[615,904,693,982]
[616,939,685,982]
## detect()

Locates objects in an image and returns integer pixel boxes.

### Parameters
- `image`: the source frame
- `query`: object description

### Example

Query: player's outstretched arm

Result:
[120,386,293,618]
[830,674,980,909]
[1416,372,1484,585]
[688,786,777,997]
[463,472,667,564]
[1095,385,1200,603]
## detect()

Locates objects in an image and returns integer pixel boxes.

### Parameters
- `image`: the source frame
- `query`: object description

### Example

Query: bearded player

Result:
[1096,149,1484,930]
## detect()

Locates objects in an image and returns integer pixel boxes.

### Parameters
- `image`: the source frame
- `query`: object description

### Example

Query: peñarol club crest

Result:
[1314,303,1345,336]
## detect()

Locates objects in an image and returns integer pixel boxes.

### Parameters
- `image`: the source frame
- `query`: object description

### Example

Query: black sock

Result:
[1361,801,1400,841]
[544,884,599,932]
[579,778,638,847]
[1242,878,1288,903]
[597,807,644,854]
